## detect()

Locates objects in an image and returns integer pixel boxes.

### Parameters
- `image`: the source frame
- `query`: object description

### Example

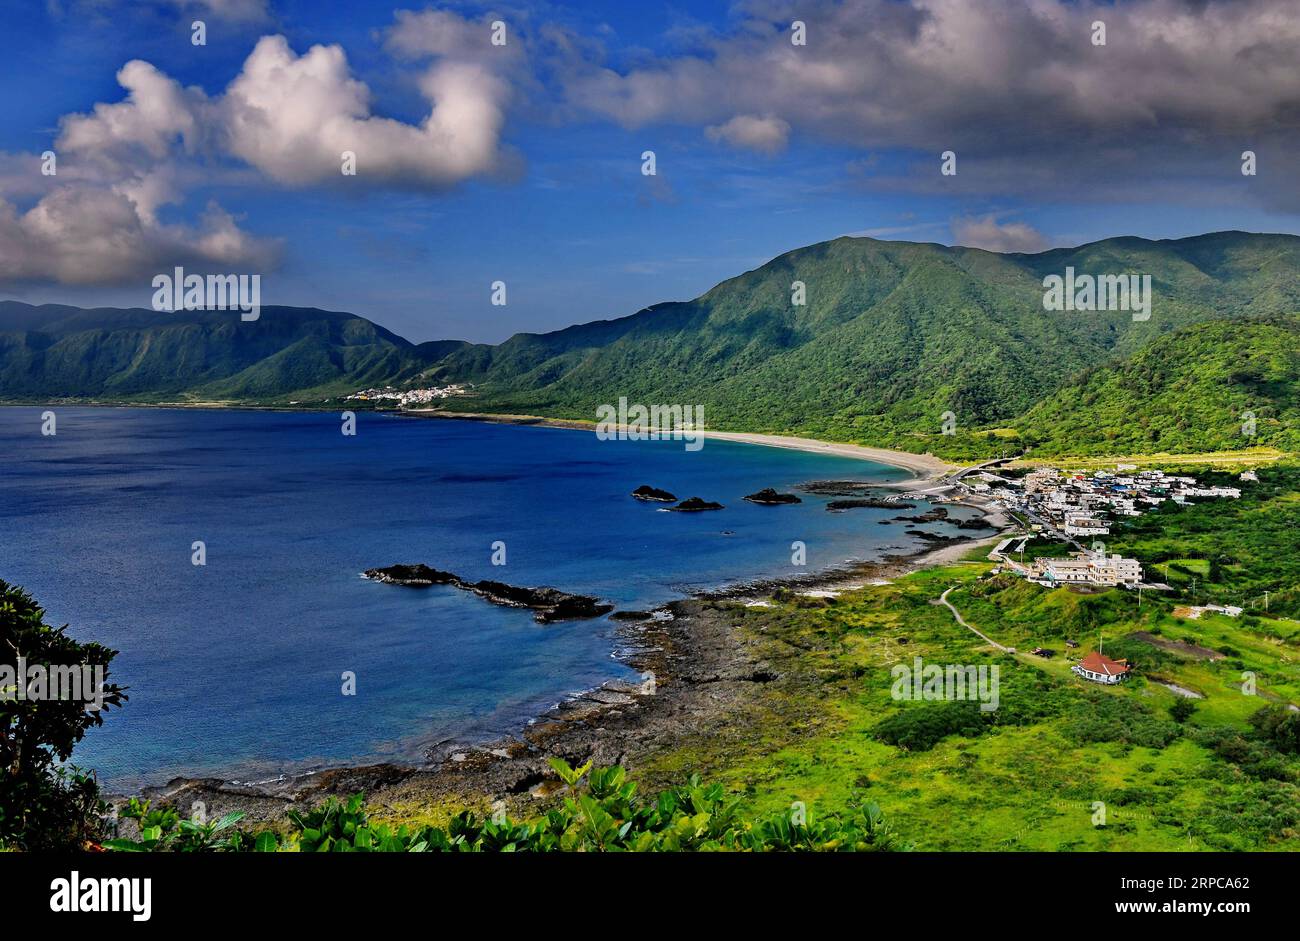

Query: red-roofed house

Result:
[1072,651,1130,684]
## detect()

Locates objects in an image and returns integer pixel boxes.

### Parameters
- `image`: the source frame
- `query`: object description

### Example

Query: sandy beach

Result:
[404,409,955,480]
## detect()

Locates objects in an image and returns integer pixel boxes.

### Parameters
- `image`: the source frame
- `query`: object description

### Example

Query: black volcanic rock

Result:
[893,507,948,523]
[362,564,458,586]
[631,485,677,502]
[668,497,724,512]
[466,580,614,622]
[364,565,612,623]
[743,487,802,505]
[609,610,655,622]
[798,480,878,497]
[955,516,995,530]
[904,530,962,543]
[827,498,905,510]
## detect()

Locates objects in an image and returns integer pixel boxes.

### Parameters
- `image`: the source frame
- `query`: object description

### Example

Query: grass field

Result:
[635,467,1300,850]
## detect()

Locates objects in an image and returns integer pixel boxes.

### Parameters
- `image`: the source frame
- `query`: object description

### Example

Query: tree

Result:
[1249,704,1300,754]
[1169,697,1198,723]
[0,579,126,849]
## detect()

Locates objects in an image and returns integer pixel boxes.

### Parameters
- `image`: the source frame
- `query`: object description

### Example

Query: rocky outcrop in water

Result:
[363,563,457,586]
[827,498,905,510]
[609,610,655,622]
[667,497,724,512]
[743,487,801,505]
[903,530,963,544]
[631,485,677,502]
[364,564,613,623]
[797,480,878,497]
[893,507,948,523]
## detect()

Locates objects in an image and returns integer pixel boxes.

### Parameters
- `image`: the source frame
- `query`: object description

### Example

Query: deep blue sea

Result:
[0,407,974,788]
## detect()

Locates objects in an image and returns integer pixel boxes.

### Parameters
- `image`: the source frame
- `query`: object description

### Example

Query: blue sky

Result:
[1,0,1297,343]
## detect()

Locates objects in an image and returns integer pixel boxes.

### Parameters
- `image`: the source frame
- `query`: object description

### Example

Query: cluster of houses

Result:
[974,466,1244,540]
[344,384,470,407]
[969,465,1257,685]
[980,466,1249,595]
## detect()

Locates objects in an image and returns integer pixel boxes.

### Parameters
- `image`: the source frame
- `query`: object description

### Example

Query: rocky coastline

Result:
[120,491,1006,827]
[363,563,614,623]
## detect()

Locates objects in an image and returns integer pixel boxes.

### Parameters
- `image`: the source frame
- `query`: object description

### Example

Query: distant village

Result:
[344,384,470,408]
[962,465,1254,592]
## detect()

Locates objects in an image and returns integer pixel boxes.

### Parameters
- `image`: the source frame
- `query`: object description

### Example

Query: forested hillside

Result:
[2,231,1297,460]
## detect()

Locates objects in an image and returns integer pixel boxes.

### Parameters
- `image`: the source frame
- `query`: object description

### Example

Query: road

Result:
[896,457,1013,499]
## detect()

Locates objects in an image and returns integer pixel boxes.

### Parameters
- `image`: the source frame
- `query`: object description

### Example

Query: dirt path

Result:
[939,586,1012,653]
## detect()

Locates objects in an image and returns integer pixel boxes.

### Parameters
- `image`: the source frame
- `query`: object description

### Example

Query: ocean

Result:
[0,407,975,788]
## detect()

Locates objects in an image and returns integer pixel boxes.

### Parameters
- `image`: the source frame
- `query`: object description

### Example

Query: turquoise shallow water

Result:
[0,407,972,787]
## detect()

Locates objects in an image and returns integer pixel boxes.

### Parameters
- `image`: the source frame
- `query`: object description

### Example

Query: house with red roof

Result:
[1072,650,1130,685]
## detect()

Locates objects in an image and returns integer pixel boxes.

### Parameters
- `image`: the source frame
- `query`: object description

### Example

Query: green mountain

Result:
[1014,315,1300,456]
[0,302,465,401]
[1,231,1297,460]
[430,231,1300,456]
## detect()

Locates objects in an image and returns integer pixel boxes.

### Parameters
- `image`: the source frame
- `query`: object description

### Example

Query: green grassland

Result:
[628,467,1300,851]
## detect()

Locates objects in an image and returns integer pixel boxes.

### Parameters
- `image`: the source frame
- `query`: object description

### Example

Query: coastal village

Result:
[949,465,1253,685]
[344,383,471,408]
[962,465,1245,585]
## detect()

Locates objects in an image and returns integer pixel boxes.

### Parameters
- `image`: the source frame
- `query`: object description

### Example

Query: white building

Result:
[1063,513,1110,536]
[1030,553,1143,588]
[1073,651,1131,684]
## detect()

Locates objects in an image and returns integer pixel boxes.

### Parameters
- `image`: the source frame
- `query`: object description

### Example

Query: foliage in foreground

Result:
[103,759,909,853]
[0,579,126,851]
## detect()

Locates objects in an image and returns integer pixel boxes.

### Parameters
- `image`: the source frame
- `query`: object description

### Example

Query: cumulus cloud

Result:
[950,215,1049,254]
[0,11,513,286]
[0,189,278,285]
[222,35,508,186]
[558,0,1300,203]
[58,61,208,170]
[705,115,790,154]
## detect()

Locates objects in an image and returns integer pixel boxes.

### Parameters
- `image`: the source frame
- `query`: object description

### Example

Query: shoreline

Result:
[398,408,956,481]
[121,526,1010,823]
[31,400,991,814]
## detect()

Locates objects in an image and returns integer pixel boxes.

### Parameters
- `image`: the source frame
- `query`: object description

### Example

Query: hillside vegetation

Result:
[637,469,1300,850]
[0,302,461,402]
[2,231,1297,460]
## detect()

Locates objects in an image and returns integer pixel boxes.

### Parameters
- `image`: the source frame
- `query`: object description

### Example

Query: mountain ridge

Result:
[2,230,1298,458]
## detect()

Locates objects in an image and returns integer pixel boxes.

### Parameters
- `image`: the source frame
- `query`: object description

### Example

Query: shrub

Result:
[104,759,910,853]
[1169,698,1198,723]
[1249,705,1300,755]
[0,580,126,850]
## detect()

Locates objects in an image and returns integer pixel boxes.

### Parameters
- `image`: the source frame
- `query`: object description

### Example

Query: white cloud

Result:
[705,115,790,154]
[58,60,207,167]
[0,12,514,286]
[951,215,1049,254]
[222,36,508,186]
[0,188,278,285]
